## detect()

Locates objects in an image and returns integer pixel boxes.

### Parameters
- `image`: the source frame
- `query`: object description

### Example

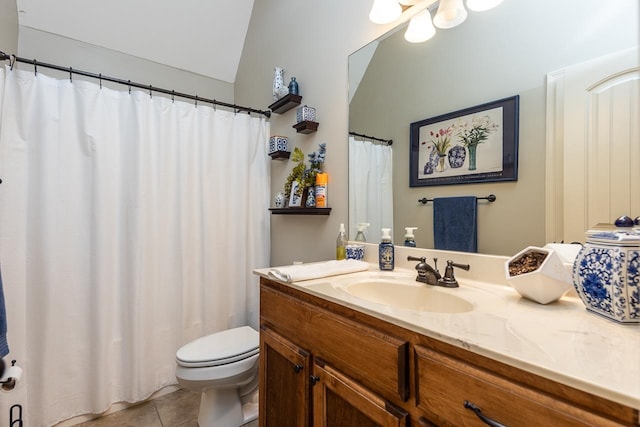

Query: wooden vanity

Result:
[259,276,639,426]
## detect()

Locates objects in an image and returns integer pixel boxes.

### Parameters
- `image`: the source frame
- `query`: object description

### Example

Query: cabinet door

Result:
[260,327,311,427]
[312,360,408,427]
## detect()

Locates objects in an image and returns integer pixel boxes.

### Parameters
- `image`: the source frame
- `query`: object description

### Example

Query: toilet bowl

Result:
[176,326,259,427]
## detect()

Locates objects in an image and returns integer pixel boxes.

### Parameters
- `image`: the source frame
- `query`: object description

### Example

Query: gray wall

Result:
[0,0,18,54]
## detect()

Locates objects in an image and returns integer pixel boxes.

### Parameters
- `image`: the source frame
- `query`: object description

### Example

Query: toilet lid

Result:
[176,326,259,368]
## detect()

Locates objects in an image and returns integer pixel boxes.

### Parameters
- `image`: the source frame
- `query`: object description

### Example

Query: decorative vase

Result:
[273,67,287,101]
[305,186,316,208]
[288,77,299,95]
[572,230,640,323]
[468,144,477,171]
[436,154,447,172]
[448,145,466,168]
[274,192,285,208]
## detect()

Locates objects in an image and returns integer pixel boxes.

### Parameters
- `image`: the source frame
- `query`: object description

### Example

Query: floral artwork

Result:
[410,96,519,187]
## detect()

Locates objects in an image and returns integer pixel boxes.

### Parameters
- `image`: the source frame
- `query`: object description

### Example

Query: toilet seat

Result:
[176,326,259,368]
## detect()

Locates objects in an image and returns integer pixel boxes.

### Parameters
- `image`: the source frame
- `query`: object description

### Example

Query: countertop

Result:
[255,255,640,412]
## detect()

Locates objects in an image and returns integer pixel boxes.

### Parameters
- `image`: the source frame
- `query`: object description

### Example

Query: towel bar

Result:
[418,194,496,205]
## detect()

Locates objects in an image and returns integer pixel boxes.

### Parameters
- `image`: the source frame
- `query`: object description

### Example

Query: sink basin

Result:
[339,279,474,313]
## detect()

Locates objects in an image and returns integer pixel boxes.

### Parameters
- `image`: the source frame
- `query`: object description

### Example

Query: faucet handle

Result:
[437,260,470,288]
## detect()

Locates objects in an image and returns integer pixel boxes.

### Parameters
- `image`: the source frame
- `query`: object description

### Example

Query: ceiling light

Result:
[433,0,468,29]
[398,0,420,5]
[404,10,436,43]
[369,0,403,24]
[466,0,504,12]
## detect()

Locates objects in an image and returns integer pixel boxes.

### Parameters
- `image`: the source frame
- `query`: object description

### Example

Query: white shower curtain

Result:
[348,136,393,242]
[0,66,270,426]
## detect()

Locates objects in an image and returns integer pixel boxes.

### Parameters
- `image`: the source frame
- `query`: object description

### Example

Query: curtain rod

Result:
[349,131,393,146]
[0,51,271,118]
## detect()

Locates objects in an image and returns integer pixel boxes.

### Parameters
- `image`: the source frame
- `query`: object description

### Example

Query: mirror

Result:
[349,0,638,256]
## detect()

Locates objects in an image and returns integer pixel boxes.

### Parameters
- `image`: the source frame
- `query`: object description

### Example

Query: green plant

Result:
[284,147,306,199]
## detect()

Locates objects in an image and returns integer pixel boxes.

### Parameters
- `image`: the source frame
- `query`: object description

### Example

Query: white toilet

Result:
[175,326,260,427]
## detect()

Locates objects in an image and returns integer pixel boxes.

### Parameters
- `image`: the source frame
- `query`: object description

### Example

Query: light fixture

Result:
[466,0,504,12]
[369,0,403,24]
[433,0,468,29]
[404,9,436,43]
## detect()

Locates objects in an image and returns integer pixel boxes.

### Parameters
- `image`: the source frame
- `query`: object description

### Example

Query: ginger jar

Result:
[572,229,640,323]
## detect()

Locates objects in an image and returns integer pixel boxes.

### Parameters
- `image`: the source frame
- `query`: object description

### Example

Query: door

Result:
[312,360,408,427]
[546,47,640,243]
[260,327,311,427]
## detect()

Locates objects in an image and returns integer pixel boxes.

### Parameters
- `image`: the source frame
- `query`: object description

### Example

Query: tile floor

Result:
[71,388,258,427]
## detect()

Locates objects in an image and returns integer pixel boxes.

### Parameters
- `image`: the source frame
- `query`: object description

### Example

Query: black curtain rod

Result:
[418,194,497,205]
[0,51,271,118]
[349,131,393,146]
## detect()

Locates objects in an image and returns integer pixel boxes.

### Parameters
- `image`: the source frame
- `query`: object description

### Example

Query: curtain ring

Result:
[195,95,198,108]
[33,59,37,75]
[149,85,152,98]
[171,90,175,103]
[69,67,73,83]
[213,99,217,111]
[99,73,102,89]
[9,54,15,70]
[128,80,131,94]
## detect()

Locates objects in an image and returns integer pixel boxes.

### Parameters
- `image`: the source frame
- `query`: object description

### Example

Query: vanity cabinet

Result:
[259,277,639,427]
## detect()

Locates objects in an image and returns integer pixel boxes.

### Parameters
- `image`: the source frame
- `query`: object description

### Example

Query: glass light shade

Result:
[369,0,402,24]
[433,0,468,29]
[466,0,504,11]
[399,0,420,4]
[404,10,436,43]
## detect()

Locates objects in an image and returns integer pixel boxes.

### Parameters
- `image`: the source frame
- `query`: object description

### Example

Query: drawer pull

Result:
[293,364,303,373]
[310,375,320,386]
[464,400,507,427]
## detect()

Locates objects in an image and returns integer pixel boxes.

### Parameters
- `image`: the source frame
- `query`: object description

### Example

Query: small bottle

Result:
[379,228,394,271]
[288,77,299,95]
[355,223,370,242]
[404,227,417,247]
[315,173,328,207]
[336,223,347,260]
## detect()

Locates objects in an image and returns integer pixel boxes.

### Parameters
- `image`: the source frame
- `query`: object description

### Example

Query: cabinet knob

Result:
[293,364,303,373]
[309,375,320,386]
[463,400,507,427]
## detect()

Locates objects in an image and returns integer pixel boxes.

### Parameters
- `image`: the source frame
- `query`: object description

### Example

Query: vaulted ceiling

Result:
[15,0,255,84]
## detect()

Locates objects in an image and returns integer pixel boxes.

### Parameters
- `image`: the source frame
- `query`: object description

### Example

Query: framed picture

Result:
[409,95,519,187]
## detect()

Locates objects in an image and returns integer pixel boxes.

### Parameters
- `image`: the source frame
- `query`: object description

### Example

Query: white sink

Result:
[304,272,475,313]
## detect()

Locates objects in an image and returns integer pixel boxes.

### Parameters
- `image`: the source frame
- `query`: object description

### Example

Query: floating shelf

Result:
[269,207,331,215]
[269,150,291,160]
[269,94,302,114]
[293,120,319,134]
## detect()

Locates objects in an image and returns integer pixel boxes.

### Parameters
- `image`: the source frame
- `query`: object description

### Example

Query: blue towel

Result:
[0,264,8,358]
[433,196,478,253]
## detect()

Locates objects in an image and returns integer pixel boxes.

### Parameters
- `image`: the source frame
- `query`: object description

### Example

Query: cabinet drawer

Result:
[261,283,409,402]
[415,345,625,427]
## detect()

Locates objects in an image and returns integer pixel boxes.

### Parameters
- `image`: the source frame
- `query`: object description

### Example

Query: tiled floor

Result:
[72,388,258,427]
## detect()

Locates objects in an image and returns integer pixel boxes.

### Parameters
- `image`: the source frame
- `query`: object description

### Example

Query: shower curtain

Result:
[0,66,270,426]
[348,136,393,242]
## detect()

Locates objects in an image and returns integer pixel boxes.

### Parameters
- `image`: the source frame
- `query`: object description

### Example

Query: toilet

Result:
[175,326,260,427]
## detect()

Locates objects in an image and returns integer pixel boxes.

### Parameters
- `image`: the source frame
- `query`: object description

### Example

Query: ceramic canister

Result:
[572,229,640,323]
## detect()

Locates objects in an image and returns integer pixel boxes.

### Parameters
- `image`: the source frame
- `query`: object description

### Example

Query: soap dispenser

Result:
[379,228,394,271]
[336,223,347,260]
[355,223,370,242]
[404,227,417,247]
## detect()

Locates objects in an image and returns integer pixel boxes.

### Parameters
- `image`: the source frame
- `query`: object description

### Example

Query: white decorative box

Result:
[268,136,288,154]
[296,105,316,123]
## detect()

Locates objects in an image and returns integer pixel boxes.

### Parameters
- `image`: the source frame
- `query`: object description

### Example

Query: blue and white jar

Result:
[573,230,640,323]
[268,136,289,154]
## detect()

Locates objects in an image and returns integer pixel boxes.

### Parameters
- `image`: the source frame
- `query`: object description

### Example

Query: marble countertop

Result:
[255,254,640,412]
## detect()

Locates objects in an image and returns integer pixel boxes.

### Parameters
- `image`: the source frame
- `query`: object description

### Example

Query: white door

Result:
[546,47,640,244]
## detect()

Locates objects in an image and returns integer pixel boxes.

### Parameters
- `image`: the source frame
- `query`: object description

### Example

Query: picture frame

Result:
[409,95,519,187]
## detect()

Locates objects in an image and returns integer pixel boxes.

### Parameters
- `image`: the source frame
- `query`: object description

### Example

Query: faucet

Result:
[407,256,441,286]
[437,260,471,288]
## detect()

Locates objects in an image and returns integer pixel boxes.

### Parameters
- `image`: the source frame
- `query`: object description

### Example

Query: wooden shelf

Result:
[269,94,302,114]
[269,207,331,215]
[293,120,319,134]
[269,150,291,160]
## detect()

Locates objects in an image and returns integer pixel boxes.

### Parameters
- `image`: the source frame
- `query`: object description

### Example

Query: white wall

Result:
[0,0,18,54]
